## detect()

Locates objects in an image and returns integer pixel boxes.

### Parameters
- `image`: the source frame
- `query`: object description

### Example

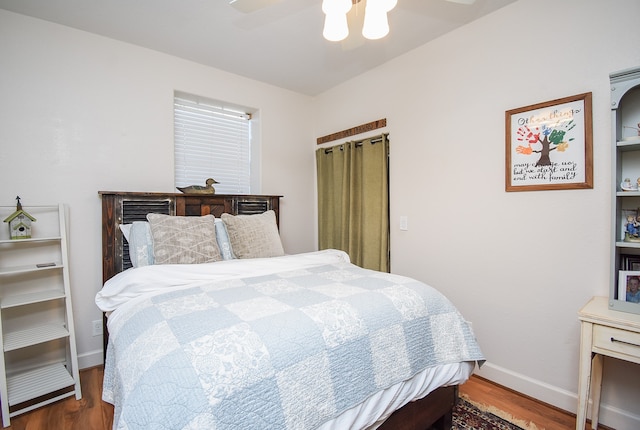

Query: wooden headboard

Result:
[99,191,281,283]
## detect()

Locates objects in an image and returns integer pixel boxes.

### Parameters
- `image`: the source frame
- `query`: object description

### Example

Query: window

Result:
[174,91,257,194]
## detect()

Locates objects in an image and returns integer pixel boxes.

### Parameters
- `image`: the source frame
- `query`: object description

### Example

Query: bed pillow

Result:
[119,222,155,267]
[221,210,284,259]
[119,223,132,242]
[214,218,236,260]
[128,221,155,267]
[146,213,222,264]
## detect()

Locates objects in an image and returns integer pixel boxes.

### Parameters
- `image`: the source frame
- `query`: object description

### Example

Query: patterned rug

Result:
[452,398,526,430]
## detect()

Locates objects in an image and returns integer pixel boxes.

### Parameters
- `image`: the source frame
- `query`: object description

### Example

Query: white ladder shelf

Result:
[0,204,81,427]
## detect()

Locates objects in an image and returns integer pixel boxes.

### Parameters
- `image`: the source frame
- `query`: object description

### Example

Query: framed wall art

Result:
[505,92,593,192]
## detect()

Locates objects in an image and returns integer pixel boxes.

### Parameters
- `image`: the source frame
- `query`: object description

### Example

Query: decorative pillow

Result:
[214,218,236,260]
[119,223,132,242]
[146,213,221,264]
[221,210,285,259]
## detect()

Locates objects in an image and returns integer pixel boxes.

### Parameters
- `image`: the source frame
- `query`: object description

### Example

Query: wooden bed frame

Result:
[98,191,458,430]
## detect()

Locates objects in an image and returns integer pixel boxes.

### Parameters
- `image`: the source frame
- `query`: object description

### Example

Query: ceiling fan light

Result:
[323,12,349,42]
[362,8,389,40]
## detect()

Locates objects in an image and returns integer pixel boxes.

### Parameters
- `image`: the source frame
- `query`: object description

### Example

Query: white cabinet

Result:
[577,297,640,430]
[611,67,640,314]
[0,204,81,427]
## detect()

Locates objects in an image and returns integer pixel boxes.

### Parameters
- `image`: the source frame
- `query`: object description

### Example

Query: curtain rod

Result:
[317,119,386,145]
[323,133,388,154]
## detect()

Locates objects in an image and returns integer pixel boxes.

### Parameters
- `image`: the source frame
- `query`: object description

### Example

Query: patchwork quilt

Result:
[101,255,484,430]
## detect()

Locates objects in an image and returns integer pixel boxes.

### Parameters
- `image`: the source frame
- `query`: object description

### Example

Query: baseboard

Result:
[78,349,104,370]
[474,361,640,430]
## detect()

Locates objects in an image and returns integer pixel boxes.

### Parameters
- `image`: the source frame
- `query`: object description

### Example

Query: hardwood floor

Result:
[1,368,599,429]
[2,367,112,430]
[459,375,604,430]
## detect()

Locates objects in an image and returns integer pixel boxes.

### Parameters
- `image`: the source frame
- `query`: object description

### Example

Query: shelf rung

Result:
[1,289,65,309]
[0,237,61,245]
[3,324,69,351]
[0,263,63,276]
[7,363,75,405]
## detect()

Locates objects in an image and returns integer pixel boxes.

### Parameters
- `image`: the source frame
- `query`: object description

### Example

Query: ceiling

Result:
[0,0,517,96]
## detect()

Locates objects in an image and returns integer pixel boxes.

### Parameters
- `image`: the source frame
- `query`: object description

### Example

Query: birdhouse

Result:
[3,196,36,240]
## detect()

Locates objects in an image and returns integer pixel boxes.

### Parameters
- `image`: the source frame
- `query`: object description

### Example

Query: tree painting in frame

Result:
[505,92,593,191]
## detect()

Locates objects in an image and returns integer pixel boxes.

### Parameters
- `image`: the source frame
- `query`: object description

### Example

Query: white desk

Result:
[577,296,640,429]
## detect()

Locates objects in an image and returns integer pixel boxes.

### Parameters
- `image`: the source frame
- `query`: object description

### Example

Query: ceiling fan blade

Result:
[229,0,283,13]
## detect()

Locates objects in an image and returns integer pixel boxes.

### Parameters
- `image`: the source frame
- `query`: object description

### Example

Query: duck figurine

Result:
[176,178,219,194]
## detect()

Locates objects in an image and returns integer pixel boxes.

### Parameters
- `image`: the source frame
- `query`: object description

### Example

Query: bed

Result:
[97,191,484,430]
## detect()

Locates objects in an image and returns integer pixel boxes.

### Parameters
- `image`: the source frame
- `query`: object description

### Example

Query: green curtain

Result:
[316,134,389,272]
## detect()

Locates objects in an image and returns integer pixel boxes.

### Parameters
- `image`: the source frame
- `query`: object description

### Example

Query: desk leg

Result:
[590,353,603,429]
[576,321,593,430]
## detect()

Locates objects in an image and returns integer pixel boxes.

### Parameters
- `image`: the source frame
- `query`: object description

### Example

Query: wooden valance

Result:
[317,118,387,145]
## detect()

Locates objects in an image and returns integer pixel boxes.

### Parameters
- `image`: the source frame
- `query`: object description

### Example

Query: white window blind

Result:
[174,94,252,194]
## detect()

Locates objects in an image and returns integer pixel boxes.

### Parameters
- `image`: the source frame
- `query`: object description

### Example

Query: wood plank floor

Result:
[459,375,603,430]
[1,367,597,429]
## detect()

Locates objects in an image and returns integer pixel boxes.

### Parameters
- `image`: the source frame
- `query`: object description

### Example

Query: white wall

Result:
[313,0,640,428]
[0,10,317,369]
[3,1,640,428]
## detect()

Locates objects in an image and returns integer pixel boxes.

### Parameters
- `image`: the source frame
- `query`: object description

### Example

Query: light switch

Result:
[400,216,408,231]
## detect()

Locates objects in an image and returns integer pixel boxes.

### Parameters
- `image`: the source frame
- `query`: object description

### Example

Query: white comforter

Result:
[97,250,352,313]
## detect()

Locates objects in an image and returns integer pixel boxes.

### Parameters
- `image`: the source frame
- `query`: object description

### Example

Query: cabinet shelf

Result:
[3,323,69,351]
[617,191,640,197]
[617,140,640,151]
[616,241,640,249]
[7,363,75,406]
[610,67,640,315]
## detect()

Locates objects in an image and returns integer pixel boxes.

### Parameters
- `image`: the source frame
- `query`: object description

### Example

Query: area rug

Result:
[452,397,531,430]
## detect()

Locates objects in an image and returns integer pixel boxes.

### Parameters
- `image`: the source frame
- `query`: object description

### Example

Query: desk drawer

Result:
[593,325,640,360]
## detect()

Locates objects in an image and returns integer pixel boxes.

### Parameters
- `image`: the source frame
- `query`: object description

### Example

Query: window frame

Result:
[173,91,260,194]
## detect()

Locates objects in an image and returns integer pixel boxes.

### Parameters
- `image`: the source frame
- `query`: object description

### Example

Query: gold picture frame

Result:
[505,92,593,192]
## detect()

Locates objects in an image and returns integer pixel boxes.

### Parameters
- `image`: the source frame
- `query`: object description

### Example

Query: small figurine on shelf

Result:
[3,196,36,240]
[625,214,640,242]
[621,178,638,191]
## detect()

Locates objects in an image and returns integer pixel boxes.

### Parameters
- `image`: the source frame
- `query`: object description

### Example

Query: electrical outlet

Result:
[92,319,103,337]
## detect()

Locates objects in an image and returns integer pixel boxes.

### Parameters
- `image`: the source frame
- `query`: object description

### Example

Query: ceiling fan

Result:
[229,0,478,47]
[229,0,476,14]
